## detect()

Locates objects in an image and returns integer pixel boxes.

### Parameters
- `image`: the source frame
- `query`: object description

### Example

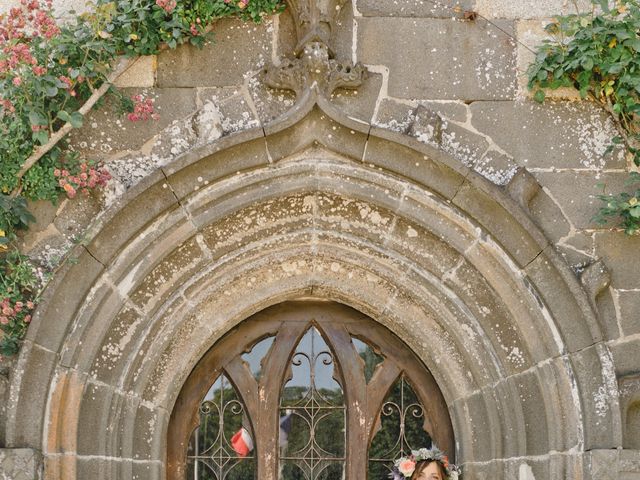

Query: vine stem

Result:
[9,56,137,198]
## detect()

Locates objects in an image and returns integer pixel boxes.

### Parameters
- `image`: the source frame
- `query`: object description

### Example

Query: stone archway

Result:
[4,98,618,479]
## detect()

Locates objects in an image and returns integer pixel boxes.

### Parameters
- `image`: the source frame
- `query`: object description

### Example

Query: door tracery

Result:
[167,302,454,480]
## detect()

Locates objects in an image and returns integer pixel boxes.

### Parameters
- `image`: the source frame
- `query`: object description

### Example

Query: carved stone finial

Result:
[265,1,365,100]
[265,41,365,97]
[287,0,347,57]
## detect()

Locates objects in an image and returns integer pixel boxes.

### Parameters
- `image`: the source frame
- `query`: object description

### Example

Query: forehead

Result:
[421,462,443,477]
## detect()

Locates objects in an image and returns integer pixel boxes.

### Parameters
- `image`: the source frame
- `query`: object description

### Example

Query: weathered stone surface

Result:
[610,338,640,378]
[532,171,629,230]
[0,448,42,480]
[7,342,57,447]
[525,249,601,351]
[470,101,626,170]
[198,88,260,135]
[453,179,544,267]
[595,232,640,289]
[76,381,118,456]
[356,0,473,18]
[618,290,640,336]
[477,0,591,18]
[113,55,156,88]
[25,247,104,352]
[157,18,273,87]
[358,18,517,100]
[570,344,622,449]
[68,88,198,157]
[329,72,383,124]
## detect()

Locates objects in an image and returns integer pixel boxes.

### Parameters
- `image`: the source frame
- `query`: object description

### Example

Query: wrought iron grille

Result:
[186,374,256,480]
[368,375,432,479]
[279,327,346,480]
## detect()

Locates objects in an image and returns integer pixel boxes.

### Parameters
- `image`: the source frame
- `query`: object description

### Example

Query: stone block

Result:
[265,108,368,162]
[357,18,517,101]
[595,232,640,289]
[164,134,269,202]
[86,172,180,265]
[75,456,118,480]
[356,0,473,18]
[441,120,489,167]
[570,344,622,450]
[76,381,120,456]
[619,449,640,476]
[113,56,156,88]
[470,101,626,170]
[477,0,592,19]
[509,369,551,455]
[25,247,105,353]
[52,194,102,243]
[453,179,543,267]
[373,98,416,132]
[524,249,601,351]
[364,132,467,200]
[618,290,640,336]
[442,259,536,373]
[199,89,260,135]
[328,72,383,125]
[68,88,198,158]
[473,149,518,185]
[157,18,272,87]
[129,237,207,315]
[247,69,297,125]
[8,342,57,447]
[610,338,640,378]
[450,392,496,462]
[0,448,42,480]
[536,170,631,230]
[584,449,619,480]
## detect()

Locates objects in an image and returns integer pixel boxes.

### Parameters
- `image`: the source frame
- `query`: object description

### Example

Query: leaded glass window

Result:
[169,302,454,480]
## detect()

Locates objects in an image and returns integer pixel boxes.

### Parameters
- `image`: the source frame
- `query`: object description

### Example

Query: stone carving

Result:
[265,0,365,99]
[506,167,541,213]
[580,259,611,309]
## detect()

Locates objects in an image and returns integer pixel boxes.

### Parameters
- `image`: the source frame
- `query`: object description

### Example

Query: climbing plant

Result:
[528,0,640,234]
[0,0,284,355]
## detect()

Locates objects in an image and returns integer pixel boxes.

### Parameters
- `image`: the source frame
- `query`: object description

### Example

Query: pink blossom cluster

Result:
[224,0,249,8]
[0,298,34,326]
[54,162,111,198]
[155,0,177,13]
[0,0,60,43]
[127,94,159,122]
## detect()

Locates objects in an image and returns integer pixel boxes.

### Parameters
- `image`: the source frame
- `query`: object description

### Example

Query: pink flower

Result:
[0,316,8,325]
[398,460,416,476]
[24,314,31,323]
[12,76,22,86]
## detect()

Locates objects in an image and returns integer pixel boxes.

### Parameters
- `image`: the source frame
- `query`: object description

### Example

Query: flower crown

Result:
[390,446,461,480]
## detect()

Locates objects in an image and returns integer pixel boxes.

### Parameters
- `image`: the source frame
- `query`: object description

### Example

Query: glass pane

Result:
[279,327,346,479]
[187,374,256,480]
[352,337,384,384]
[241,336,275,380]
[368,375,432,479]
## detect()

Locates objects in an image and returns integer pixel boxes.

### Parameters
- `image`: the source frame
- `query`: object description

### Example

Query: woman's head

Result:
[410,459,447,480]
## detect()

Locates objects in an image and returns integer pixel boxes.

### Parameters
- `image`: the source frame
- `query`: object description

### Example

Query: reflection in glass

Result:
[241,336,275,380]
[279,327,346,479]
[368,375,432,480]
[186,374,255,480]
[352,337,384,384]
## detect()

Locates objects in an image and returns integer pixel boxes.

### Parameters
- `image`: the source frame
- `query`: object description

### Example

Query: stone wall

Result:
[1,0,640,479]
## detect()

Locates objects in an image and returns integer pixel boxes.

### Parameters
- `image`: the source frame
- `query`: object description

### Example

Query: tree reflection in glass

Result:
[186,374,256,480]
[368,376,432,480]
[279,327,346,479]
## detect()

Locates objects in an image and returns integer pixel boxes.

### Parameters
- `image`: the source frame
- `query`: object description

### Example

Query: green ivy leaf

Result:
[57,110,72,123]
[533,89,546,103]
[28,111,47,127]
[69,112,84,128]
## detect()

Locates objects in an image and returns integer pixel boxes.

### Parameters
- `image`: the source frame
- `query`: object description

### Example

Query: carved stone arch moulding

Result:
[5,96,620,479]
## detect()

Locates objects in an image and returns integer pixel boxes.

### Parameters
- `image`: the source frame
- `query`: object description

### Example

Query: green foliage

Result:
[0,0,284,355]
[594,171,640,234]
[527,0,640,234]
[0,250,39,356]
